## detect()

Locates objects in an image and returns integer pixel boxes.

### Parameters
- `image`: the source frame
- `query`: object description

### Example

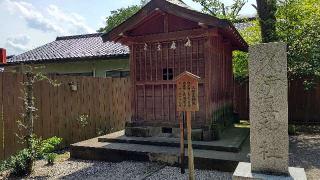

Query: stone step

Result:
[97,127,249,153]
[70,135,250,172]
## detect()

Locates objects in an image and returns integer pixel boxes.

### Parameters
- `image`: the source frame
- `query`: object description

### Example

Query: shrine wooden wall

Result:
[206,36,234,129]
[130,34,234,129]
[131,38,206,128]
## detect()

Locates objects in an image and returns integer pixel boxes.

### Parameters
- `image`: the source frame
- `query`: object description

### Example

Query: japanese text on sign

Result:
[176,72,199,112]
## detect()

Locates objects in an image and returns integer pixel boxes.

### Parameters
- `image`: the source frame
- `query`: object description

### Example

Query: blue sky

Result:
[0,0,256,55]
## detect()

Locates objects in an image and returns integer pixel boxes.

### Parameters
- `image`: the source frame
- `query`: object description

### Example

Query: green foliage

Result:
[288,124,297,135]
[232,52,248,81]
[233,21,261,80]
[13,65,61,175]
[98,5,141,33]
[234,0,320,81]
[38,136,62,165]
[277,0,320,79]
[237,21,262,45]
[190,0,257,80]
[303,79,317,91]
[97,0,153,32]
[40,136,63,154]
[77,114,89,127]
[0,136,63,176]
[97,128,107,136]
[0,149,32,177]
[45,153,57,165]
[192,0,248,21]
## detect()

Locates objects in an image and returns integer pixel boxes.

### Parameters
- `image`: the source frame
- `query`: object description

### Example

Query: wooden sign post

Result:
[179,112,185,174]
[175,71,200,180]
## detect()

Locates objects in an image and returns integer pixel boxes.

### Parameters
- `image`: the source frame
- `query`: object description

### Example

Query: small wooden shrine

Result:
[103,0,248,140]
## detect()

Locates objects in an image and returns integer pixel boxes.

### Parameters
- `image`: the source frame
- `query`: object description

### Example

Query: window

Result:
[163,68,173,80]
[106,70,130,78]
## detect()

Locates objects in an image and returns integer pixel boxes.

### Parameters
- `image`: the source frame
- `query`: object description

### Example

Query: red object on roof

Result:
[0,48,6,64]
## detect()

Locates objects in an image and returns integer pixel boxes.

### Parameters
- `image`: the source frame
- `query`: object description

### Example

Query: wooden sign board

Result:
[175,71,200,112]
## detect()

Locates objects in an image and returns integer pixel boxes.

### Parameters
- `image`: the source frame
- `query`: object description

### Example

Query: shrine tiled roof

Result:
[7,33,129,65]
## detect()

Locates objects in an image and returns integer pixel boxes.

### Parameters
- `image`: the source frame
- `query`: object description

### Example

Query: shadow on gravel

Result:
[289,135,320,170]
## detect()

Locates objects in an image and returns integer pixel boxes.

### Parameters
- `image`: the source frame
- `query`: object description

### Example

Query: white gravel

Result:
[146,166,232,180]
[28,160,163,180]
[27,160,232,180]
[23,133,320,180]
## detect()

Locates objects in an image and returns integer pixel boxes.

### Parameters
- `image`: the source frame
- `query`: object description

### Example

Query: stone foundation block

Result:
[125,126,161,137]
[233,162,307,180]
[172,128,204,141]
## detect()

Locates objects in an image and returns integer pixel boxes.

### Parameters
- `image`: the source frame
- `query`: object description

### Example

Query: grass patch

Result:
[234,120,250,128]
[55,151,70,162]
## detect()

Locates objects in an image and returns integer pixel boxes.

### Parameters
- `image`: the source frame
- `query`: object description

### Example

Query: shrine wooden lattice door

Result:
[131,38,206,128]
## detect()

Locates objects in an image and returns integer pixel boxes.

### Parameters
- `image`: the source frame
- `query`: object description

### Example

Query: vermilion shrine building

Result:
[103,0,248,140]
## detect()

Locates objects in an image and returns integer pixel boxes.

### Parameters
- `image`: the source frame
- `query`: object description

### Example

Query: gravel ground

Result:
[28,160,163,180]
[289,134,320,180]
[18,133,320,180]
[27,160,231,180]
[145,166,232,180]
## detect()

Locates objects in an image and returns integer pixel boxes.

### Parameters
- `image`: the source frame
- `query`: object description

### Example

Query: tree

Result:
[277,0,320,80]
[16,65,59,174]
[98,5,141,33]
[233,20,261,80]
[255,0,278,42]
[234,0,320,82]
[192,0,248,21]
[98,0,150,33]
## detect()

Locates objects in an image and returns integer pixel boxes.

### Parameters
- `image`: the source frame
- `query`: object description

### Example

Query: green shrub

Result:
[289,125,297,135]
[0,136,62,177]
[40,136,63,154]
[0,159,9,172]
[45,153,57,165]
[40,137,62,165]
[10,149,33,176]
[0,149,33,177]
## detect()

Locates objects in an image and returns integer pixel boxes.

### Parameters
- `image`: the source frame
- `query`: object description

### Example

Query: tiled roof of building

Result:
[7,33,129,64]
[166,0,193,10]
[7,23,251,65]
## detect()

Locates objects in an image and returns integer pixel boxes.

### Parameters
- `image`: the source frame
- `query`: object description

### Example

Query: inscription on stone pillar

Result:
[249,42,288,174]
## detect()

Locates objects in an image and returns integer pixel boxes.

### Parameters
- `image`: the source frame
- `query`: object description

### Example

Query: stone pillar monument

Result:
[233,42,306,179]
[250,42,288,174]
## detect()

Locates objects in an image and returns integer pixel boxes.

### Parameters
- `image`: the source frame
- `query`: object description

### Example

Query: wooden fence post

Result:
[0,73,3,160]
[0,106,3,161]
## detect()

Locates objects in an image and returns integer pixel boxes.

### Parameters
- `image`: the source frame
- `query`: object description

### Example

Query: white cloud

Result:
[5,0,65,34]
[5,34,31,54]
[47,4,95,34]
[97,16,106,30]
[7,34,31,45]
[4,0,94,35]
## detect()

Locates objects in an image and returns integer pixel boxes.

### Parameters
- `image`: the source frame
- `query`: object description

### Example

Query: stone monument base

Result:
[233,162,307,180]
